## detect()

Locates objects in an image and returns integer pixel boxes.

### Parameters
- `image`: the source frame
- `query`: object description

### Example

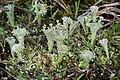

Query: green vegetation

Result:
[0,0,120,80]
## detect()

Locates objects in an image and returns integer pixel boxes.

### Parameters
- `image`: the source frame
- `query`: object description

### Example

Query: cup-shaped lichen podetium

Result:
[31,0,47,23]
[42,25,55,53]
[77,15,87,34]
[81,50,95,63]
[90,6,99,22]
[11,27,28,60]
[4,4,15,26]
[86,22,102,45]
[62,17,78,37]
[12,27,28,44]
[57,44,68,62]
[99,38,109,62]
[11,43,24,60]
[5,36,16,59]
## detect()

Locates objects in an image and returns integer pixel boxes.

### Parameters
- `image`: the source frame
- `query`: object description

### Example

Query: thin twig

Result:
[94,0,103,6]
[54,0,68,13]
[102,21,113,28]
[99,2,120,8]
[0,67,18,80]
[15,6,31,12]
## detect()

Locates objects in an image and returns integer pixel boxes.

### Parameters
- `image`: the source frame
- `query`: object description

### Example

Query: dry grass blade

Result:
[54,0,68,13]
[100,2,120,8]
[0,67,18,80]
[97,7,120,15]
[0,0,16,4]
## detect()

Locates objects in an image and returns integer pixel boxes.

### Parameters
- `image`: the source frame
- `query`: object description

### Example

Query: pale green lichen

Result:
[78,6,103,45]
[81,50,95,63]
[12,27,28,44]
[43,17,78,63]
[77,16,86,33]
[5,37,16,59]
[4,4,15,26]
[99,38,109,62]
[31,0,47,23]
[6,27,28,60]
[86,21,102,45]
[90,6,99,22]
